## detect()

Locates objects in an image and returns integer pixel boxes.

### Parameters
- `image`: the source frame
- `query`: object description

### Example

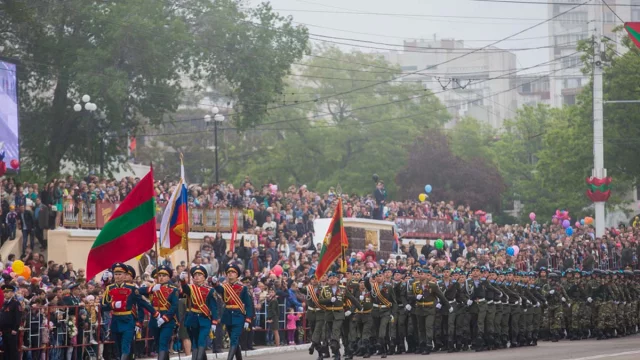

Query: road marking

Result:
[560,350,640,360]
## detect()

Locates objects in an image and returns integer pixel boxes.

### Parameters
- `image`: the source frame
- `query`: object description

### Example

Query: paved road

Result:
[253,336,640,360]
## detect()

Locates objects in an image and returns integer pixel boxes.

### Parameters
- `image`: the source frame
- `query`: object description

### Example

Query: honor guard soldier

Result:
[319,272,361,360]
[300,276,325,357]
[102,263,158,360]
[211,264,254,360]
[408,268,449,355]
[180,265,219,360]
[366,270,397,358]
[139,265,180,360]
[352,278,374,358]
[0,284,22,360]
[390,270,408,354]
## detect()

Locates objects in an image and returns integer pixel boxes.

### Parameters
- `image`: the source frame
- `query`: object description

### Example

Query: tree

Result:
[449,116,496,163]
[1,0,308,178]
[396,130,505,211]
[231,46,451,196]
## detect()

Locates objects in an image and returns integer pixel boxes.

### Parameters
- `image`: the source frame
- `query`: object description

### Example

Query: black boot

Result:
[330,341,341,360]
[475,336,485,352]
[313,343,324,360]
[236,344,244,360]
[551,330,559,343]
[380,341,387,359]
[227,346,237,360]
[532,332,538,346]
[363,339,372,359]
[323,344,331,358]
[397,338,406,354]
[309,343,316,355]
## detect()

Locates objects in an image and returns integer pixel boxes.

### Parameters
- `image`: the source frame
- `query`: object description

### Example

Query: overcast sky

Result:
[255,0,550,70]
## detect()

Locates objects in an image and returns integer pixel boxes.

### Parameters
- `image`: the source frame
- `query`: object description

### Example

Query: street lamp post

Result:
[74,95,98,174]
[204,106,224,184]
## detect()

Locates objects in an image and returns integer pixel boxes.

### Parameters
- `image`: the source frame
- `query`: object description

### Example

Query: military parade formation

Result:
[96,259,640,360]
[303,267,640,360]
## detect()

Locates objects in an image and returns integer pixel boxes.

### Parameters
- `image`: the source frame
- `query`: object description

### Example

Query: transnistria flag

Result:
[86,168,156,280]
[315,198,349,279]
[159,159,189,256]
[625,23,640,49]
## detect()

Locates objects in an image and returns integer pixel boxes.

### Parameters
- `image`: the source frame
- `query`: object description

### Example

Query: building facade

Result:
[382,38,518,129]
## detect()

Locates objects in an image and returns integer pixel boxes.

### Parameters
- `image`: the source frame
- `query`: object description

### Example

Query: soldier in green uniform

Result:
[504,270,522,347]
[543,272,568,342]
[496,272,510,348]
[457,271,473,351]
[561,270,573,337]
[433,272,447,352]
[366,270,396,358]
[391,270,408,354]
[481,268,497,350]
[405,269,419,353]
[309,274,330,360]
[566,269,585,340]
[528,272,545,345]
[441,268,461,352]
[342,270,360,360]
[578,271,595,339]
[467,266,488,351]
[319,272,360,360]
[535,267,550,341]
[352,278,374,358]
[520,272,537,346]
[407,268,449,355]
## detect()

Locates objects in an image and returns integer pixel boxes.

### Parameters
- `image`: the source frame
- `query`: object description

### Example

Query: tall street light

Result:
[204,106,224,184]
[74,95,98,174]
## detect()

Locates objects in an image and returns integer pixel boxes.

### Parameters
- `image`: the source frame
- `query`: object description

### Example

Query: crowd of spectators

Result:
[1,174,640,357]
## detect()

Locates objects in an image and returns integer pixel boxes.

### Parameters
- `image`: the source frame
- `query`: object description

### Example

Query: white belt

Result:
[476,298,486,302]
[373,304,388,308]
[487,300,494,304]
[308,307,318,311]
[510,303,518,306]
[502,302,509,305]
[449,300,457,304]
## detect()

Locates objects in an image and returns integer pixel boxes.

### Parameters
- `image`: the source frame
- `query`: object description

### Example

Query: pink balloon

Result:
[529,212,536,221]
[552,218,559,224]
[575,221,581,228]
[513,245,520,257]
[555,209,561,216]
[273,265,283,277]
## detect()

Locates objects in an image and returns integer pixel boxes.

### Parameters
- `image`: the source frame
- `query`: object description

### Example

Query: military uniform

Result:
[351,283,374,357]
[467,271,488,351]
[301,282,324,356]
[319,272,361,360]
[542,272,568,342]
[102,263,158,360]
[366,272,397,358]
[139,265,180,359]
[390,271,408,354]
[407,269,448,355]
[0,285,22,360]
[180,265,219,360]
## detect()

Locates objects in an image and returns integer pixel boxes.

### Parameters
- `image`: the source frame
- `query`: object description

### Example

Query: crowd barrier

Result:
[19,300,310,358]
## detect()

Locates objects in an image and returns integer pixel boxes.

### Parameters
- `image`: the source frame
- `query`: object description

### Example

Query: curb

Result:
[163,344,309,359]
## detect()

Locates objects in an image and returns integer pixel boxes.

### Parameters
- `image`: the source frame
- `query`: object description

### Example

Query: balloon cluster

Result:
[418,184,432,202]
[507,245,520,257]
[3,260,31,280]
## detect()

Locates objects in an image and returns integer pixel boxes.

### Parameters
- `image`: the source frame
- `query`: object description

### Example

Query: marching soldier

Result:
[542,272,567,342]
[366,270,397,358]
[139,265,180,360]
[441,268,460,352]
[481,268,497,350]
[352,278,374,358]
[405,268,419,353]
[319,272,361,360]
[407,268,448,355]
[467,266,488,352]
[211,265,255,360]
[391,270,408,354]
[179,265,219,360]
[102,263,158,360]
[300,276,324,357]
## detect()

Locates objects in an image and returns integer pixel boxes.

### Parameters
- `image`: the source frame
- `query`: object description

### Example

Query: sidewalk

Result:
[142,344,309,360]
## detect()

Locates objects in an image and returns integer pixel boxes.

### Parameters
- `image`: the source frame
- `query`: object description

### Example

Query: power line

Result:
[468,0,639,5]
[601,0,626,23]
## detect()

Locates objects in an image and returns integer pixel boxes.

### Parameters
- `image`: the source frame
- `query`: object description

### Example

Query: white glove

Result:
[152,284,162,292]
[297,307,304,312]
[114,301,122,310]
[587,297,593,303]
[359,295,365,301]
[416,294,423,300]
[436,303,442,309]
[545,301,548,305]
[180,272,188,281]
[244,322,250,330]
[449,306,454,313]
[549,290,555,295]
[526,300,531,305]
[467,299,473,306]
[390,315,394,322]
[405,304,412,311]
[345,311,352,317]
[567,303,571,307]
[331,297,336,303]
[561,297,566,302]
[102,272,112,281]
[211,277,218,284]
[298,282,304,289]
[623,301,626,305]
[519,299,522,305]
[156,317,166,327]
[211,324,217,333]
[535,302,540,307]
[135,326,141,334]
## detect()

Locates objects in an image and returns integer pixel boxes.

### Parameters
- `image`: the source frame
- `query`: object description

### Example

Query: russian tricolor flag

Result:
[160,159,189,256]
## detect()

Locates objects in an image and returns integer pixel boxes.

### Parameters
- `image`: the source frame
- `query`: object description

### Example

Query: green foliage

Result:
[1,0,308,178]
[449,116,496,163]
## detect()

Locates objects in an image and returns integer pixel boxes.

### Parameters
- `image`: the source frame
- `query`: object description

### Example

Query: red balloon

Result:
[9,159,19,169]
[0,161,5,176]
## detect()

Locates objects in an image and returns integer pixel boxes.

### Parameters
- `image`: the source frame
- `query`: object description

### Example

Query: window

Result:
[563,94,576,105]
[401,65,418,71]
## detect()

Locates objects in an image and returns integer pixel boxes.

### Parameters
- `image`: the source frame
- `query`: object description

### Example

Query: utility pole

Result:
[592,1,605,238]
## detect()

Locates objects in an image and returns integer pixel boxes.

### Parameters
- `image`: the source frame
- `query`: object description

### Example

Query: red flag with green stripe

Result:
[625,23,640,49]
[314,198,349,280]
[86,169,156,279]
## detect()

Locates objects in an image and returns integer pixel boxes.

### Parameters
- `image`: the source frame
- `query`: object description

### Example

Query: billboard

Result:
[0,57,19,173]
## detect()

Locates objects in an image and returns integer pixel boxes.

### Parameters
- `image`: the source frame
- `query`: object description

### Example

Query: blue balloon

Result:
[425,184,433,193]
[566,227,574,236]
[580,219,585,225]
[506,247,515,256]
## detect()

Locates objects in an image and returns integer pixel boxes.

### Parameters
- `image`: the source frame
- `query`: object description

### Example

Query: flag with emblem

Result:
[315,198,349,279]
[86,167,156,280]
[160,156,189,256]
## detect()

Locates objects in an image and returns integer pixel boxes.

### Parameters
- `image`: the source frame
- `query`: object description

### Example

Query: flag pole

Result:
[179,153,191,279]
[337,185,347,273]
[151,162,160,267]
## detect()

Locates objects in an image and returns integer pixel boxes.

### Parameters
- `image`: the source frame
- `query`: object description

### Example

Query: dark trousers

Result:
[2,330,19,360]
